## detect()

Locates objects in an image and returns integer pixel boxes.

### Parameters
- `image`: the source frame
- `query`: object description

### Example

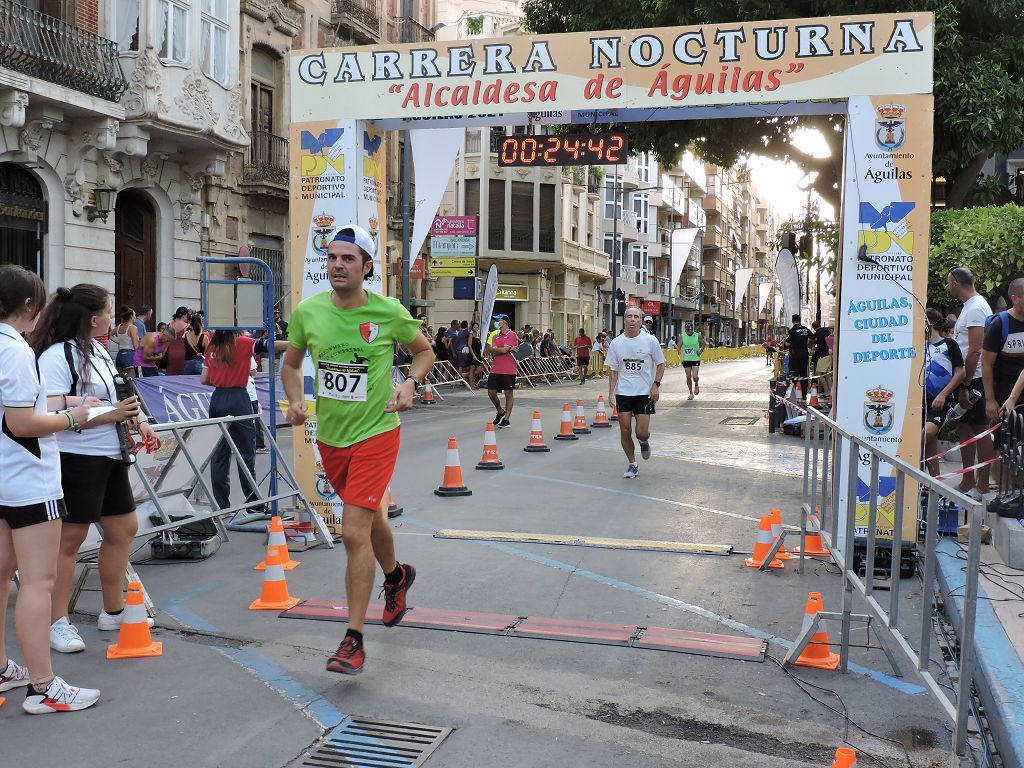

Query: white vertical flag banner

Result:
[733,267,754,312]
[757,281,773,314]
[480,264,499,334]
[669,228,700,289]
[774,248,802,322]
[409,128,464,264]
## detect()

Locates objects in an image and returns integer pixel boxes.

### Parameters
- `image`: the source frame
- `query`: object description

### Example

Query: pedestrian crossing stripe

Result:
[433,529,732,555]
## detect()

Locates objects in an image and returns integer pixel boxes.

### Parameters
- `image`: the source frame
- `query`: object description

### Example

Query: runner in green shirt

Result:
[282,224,434,675]
[680,320,706,401]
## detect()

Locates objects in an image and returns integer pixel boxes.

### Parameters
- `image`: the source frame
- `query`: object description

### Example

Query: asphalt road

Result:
[4,357,951,767]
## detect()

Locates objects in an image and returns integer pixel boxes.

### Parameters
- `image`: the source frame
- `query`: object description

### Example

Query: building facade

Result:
[0,0,248,322]
[425,125,606,343]
[699,164,778,347]
[597,150,708,342]
[0,0,438,324]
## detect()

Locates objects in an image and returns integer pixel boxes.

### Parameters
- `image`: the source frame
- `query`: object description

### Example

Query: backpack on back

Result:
[925,340,954,399]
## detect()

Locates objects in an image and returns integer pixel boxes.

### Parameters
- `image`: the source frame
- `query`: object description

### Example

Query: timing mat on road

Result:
[432,529,733,556]
[279,601,766,662]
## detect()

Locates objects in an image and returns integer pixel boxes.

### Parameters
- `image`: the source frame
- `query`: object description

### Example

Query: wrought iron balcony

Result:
[332,0,381,38]
[243,131,289,188]
[394,17,435,43]
[0,1,127,102]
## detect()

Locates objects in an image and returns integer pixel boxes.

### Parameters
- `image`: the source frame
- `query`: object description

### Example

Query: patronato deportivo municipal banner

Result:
[288,120,388,530]
[290,13,932,123]
[833,94,933,549]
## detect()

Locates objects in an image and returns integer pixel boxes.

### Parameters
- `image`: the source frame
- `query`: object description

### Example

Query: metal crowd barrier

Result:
[429,360,474,394]
[473,354,575,390]
[780,404,983,759]
[70,414,332,616]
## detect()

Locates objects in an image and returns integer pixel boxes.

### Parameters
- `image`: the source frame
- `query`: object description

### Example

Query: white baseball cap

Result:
[331,223,376,258]
[643,315,654,323]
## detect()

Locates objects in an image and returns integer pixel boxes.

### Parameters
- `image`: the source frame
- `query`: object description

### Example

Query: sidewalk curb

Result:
[936,538,1024,768]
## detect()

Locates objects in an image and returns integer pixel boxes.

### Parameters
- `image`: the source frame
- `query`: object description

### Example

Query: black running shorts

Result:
[487,372,517,391]
[615,394,655,415]
[0,498,66,529]
[59,453,136,525]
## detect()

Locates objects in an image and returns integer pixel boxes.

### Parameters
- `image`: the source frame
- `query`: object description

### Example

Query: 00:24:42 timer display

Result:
[497,132,629,167]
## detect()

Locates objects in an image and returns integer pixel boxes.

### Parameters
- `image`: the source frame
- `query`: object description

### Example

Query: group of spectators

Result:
[924,267,1024,496]
[0,265,298,716]
[773,315,834,393]
[0,267,161,713]
[104,304,288,380]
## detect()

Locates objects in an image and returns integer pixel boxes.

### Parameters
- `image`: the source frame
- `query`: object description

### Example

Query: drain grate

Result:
[720,416,760,425]
[302,717,452,768]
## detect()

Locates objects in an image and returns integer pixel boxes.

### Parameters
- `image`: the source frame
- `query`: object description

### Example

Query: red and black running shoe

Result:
[381,563,416,627]
[325,636,365,675]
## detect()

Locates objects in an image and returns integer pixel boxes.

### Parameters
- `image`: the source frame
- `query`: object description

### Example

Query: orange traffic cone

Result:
[435,436,472,496]
[385,487,403,519]
[0,697,5,710]
[610,404,619,422]
[476,421,505,470]
[831,747,857,767]
[808,383,819,408]
[421,382,436,405]
[792,514,830,557]
[769,507,793,560]
[591,396,612,428]
[795,592,840,670]
[524,411,550,453]
[573,400,591,435]
[107,582,163,658]
[255,516,299,571]
[249,548,301,610]
[554,403,578,441]
[795,382,804,402]
[745,515,784,569]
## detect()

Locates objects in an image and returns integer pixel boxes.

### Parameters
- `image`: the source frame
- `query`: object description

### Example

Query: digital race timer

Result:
[496,132,629,167]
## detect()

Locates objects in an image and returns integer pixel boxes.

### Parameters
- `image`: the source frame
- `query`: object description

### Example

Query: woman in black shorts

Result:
[0,266,100,712]
[34,284,157,654]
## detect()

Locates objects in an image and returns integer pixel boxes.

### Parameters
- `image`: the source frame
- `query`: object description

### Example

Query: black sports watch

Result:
[653,380,662,387]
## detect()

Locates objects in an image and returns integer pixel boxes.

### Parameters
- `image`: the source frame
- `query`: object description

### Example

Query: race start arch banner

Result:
[289,11,934,545]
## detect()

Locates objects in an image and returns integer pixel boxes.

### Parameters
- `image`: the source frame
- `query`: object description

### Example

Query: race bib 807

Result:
[317,361,368,402]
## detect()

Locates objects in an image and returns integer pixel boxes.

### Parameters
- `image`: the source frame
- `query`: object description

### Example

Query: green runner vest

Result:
[681,331,701,362]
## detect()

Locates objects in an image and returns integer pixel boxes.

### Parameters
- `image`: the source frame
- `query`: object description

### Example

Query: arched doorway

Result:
[0,163,47,276]
[114,190,156,325]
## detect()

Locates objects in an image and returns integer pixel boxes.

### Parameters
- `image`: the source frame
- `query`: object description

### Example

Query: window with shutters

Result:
[510,181,532,252]
[488,180,505,250]
[538,183,555,252]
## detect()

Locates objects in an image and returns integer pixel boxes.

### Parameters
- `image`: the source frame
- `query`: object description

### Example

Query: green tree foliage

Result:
[521,0,1024,209]
[928,205,1024,311]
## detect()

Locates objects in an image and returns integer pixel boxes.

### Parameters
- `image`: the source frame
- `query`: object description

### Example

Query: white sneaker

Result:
[0,659,30,692]
[50,617,85,653]
[640,441,651,460]
[98,609,155,631]
[22,675,100,714]
[623,464,639,479]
